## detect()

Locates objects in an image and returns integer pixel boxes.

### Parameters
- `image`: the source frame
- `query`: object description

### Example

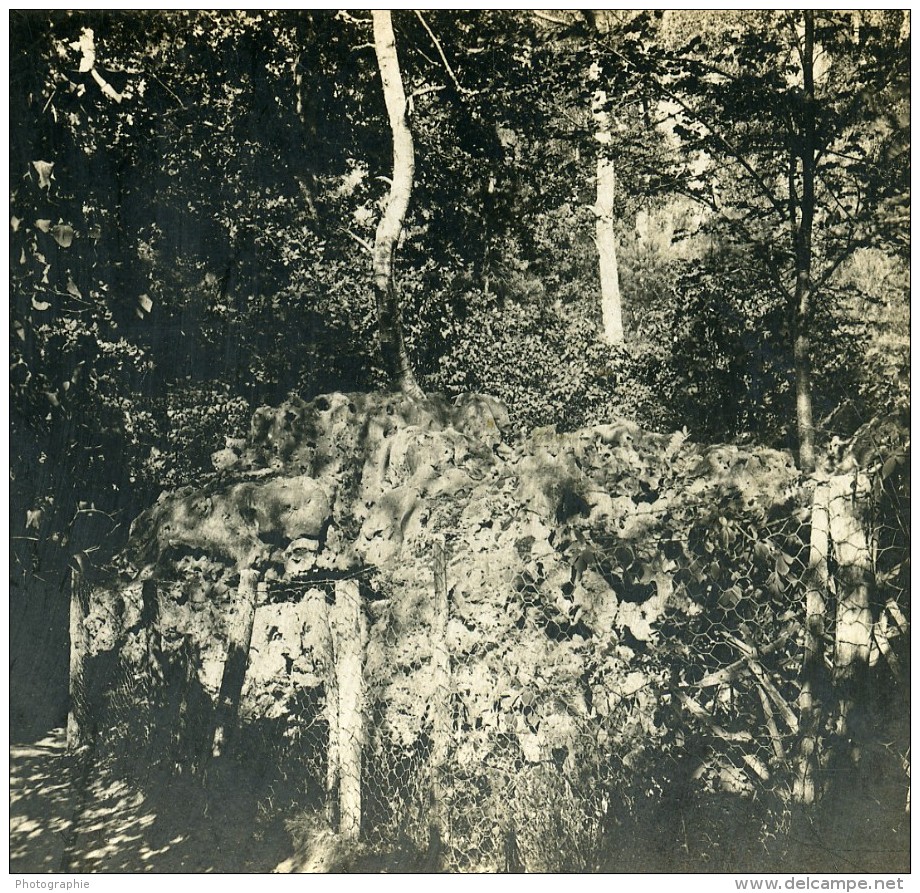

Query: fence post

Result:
[793,478,830,804]
[794,472,875,803]
[827,473,873,735]
[140,578,159,627]
[67,566,90,751]
[324,592,341,829]
[427,536,451,867]
[211,567,260,759]
[140,578,163,678]
[330,579,365,839]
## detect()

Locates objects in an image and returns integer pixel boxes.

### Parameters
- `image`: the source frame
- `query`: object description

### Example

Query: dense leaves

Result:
[10,7,909,780]
[9,11,910,873]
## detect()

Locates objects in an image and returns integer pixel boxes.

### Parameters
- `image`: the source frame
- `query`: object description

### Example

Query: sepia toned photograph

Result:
[9,9,909,876]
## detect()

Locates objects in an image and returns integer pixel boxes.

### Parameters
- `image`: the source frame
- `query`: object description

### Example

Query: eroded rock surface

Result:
[91,390,801,760]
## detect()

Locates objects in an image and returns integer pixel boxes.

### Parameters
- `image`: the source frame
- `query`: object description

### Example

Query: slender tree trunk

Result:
[595,150,624,344]
[589,54,624,345]
[67,566,90,751]
[791,15,828,804]
[330,579,366,840]
[372,10,425,399]
[794,479,830,803]
[793,327,816,474]
[792,11,817,473]
[211,568,260,758]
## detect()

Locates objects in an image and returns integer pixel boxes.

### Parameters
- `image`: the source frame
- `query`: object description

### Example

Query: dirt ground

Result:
[10,728,296,873]
[11,727,909,874]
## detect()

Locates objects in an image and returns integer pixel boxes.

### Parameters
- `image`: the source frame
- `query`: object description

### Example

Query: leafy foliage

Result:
[9,11,910,869]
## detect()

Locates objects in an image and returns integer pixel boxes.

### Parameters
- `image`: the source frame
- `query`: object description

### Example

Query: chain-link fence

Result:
[76,431,910,872]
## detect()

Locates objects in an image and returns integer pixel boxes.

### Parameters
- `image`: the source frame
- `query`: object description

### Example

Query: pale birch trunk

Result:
[589,56,624,345]
[594,131,624,344]
[792,11,818,473]
[372,11,425,399]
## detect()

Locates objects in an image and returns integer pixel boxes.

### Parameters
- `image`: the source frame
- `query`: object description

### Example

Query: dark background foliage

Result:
[9,7,909,762]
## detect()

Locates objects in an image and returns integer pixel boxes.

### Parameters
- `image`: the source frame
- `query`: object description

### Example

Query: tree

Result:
[527,10,627,346]
[643,10,909,470]
[371,11,425,399]
[635,10,908,804]
[584,11,625,345]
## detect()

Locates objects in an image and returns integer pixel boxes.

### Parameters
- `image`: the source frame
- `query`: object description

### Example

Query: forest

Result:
[9,9,910,875]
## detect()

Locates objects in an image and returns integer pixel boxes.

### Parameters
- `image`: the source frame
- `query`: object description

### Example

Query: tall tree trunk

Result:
[210,567,260,759]
[791,15,827,804]
[595,148,625,344]
[793,326,816,474]
[793,11,817,473]
[588,48,624,344]
[372,11,425,399]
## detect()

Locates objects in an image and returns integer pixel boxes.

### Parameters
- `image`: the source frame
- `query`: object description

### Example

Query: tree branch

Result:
[813,236,869,295]
[787,12,806,75]
[336,11,371,25]
[409,84,447,110]
[340,227,374,255]
[814,169,855,223]
[90,67,127,103]
[531,10,574,28]
[660,85,788,221]
[150,72,184,108]
[410,43,440,70]
[682,178,793,304]
[414,11,474,97]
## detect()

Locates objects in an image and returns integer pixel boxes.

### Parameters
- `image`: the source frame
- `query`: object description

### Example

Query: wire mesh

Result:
[80,435,910,871]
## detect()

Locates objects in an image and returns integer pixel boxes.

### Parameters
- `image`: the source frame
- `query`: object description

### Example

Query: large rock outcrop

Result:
[89,389,802,768]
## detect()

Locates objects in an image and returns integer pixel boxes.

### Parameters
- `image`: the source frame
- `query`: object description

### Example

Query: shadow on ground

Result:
[12,726,909,874]
[11,728,295,873]
[10,731,74,872]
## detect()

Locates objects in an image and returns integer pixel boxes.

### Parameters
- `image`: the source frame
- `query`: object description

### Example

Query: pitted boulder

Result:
[130,474,331,567]
[453,393,511,446]
[256,475,330,541]
[283,537,321,578]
